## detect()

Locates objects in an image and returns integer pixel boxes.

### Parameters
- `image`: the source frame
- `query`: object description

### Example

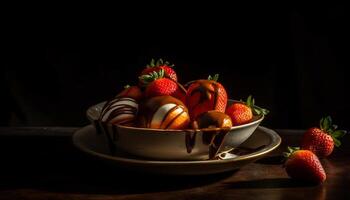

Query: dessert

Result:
[98,60,269,129]
[139,58,177,86]
[138,95,190,129]
[93,58,269,160]
[139,69,186,101]
[192,110,232,129]
[99,97,138,126]
[226,95,269,125]
[186,74,228,120]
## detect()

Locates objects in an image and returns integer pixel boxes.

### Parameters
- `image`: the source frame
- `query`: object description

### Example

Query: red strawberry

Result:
[284,147,326,184]
[226,95,269,125]
[116,85,143,101]
[139,58,177,86]
[186,74,227,120]
[301,116,347,158]
[140,69,186,99]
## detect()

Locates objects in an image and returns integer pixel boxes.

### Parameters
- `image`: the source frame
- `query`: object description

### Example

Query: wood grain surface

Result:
[0,127,349,200]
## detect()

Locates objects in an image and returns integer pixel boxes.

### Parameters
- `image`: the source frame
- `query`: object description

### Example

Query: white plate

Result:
[72,125,281,175]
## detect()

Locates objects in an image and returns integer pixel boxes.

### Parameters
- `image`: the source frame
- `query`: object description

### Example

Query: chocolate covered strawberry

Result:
[139,58,177,86]
[226,95,269,125]
[116,85,143,101]
[284,147,326,184]
[301,116,347,158]
[186,74,227,120]
[139,69,186,99]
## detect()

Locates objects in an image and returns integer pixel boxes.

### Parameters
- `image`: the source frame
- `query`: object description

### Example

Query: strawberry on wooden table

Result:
[225,95,269,126]
[301,116,347,158]
[186,74,228,120]
[284,147,326,184]
[139,58,177,86]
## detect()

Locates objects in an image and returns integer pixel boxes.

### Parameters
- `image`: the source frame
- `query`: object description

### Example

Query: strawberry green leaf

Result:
[333,137,341,147]
[253,108,262,115]
[317,116,347,148]
[147,58,174,68]
[320,116,332,131]
[332,130,347,138]
[244,95,269,116]
[139,69,165,84]
[253,105,269,115]
[320,118,324,130]
[208,74,219,82]
[246,95,253,107]
[156,58,163,66]
[124,85,130,89]
[150,59,155,67]
[284,146,300,158]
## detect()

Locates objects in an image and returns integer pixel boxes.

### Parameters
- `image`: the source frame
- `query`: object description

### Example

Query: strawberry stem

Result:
[208,74,219,82]
[124,85,130,89]
[283,146,300,158]
[146,58,174,68]
[138,69,165,85]
[319,116,347,147]
[244,95,269,116]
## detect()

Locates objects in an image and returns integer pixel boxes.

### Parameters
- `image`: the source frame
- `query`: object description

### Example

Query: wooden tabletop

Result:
[0,127,349,200]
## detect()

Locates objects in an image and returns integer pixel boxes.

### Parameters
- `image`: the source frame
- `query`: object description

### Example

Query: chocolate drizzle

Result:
[189,110,233,159]
[101,122,116,155]
[97,97,139,155]
[185,130,197,153]
[94,120,102,135]
[184,128,231,159]
[99,97,138,125]
[187,80,225,119]
[111,125,118,141]
[160,105,181,128]
[165,109,185,129]
[202,128,231,159]
[139,96,189,129]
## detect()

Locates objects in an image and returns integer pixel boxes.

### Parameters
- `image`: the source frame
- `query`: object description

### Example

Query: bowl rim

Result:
[87,99,266,133]
[116,114,264,133]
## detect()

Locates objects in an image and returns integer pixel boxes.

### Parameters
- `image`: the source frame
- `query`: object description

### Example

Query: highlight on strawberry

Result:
[226,95,269,126]
[301,116,347,158]
[139,58,177,86]
[186,74,228,120]
[283,146,326,184]
[139,69,186,101]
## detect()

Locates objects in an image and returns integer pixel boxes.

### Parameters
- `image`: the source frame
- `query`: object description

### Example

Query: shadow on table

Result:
[223,178,319,189]
[0,162,237,195]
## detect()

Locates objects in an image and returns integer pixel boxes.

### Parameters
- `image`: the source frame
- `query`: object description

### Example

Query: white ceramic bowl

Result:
[86,100,264,161]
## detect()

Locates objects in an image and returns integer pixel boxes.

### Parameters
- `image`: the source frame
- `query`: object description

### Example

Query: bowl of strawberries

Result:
[87,59,269,161]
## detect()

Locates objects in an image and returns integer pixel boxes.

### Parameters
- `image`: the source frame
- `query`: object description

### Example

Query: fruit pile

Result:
[99,58,269,130]
[284,116,346,184]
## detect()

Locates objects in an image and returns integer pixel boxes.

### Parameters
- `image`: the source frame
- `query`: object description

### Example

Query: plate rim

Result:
[72,125,281,166]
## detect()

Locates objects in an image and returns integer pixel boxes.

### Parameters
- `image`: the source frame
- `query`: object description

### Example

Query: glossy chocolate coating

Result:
[188,110,232,159]
[138,95,190,129]
[193,110,232,129]
[99,97,138,126]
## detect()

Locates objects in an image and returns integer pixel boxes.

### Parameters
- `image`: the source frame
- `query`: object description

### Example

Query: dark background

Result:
[2,4,349,130]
